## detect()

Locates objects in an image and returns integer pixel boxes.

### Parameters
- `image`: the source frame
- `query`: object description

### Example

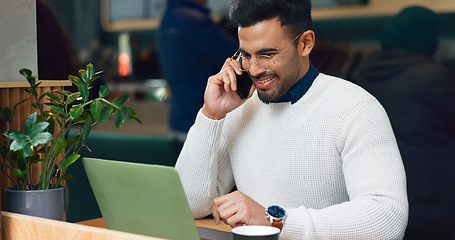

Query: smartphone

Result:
[235,72,253,99]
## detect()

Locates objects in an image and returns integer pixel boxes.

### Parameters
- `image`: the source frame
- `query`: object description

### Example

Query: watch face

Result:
[268,205,286,218]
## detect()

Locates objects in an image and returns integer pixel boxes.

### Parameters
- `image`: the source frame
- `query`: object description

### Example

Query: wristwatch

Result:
[266,205,286,230]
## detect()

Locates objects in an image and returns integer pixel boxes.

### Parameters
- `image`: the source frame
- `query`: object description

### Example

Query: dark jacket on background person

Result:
[352,7,455,238]
[352,44,455,240]
[158,0,238,134]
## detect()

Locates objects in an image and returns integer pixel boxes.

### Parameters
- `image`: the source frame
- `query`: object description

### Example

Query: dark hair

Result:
[228,0,312,38]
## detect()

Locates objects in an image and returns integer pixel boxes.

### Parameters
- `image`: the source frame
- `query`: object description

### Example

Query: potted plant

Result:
[0,63,141,220]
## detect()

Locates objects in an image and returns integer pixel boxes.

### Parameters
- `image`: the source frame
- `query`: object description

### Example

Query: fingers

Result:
[211,58,252,96]
[227,57,243,75]
[218,201,241,227]
[212,191,269,228]
[213,191,236,225]
[225,58,245,92]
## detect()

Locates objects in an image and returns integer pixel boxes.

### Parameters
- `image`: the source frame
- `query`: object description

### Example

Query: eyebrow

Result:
[239,47,280,56]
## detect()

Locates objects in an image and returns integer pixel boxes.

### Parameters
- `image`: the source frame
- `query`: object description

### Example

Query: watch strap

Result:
[270,218,284,230]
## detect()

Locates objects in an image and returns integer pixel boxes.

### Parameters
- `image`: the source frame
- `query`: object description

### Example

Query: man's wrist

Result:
[201,105,226,120]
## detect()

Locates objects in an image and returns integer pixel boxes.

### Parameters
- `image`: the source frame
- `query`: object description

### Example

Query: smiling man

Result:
[175,0,408,239]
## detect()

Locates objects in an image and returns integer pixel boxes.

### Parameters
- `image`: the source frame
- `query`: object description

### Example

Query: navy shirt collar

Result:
[275,61,319,104]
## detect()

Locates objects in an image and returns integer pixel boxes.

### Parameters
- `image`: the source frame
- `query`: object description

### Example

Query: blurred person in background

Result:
[158,0,238,159]
[352,6,455,239]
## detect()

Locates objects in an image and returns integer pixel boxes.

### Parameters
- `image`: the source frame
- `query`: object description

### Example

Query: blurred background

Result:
[35,0,455,136]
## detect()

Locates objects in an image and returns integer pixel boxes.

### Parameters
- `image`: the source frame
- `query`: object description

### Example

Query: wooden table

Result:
[1,211,163,240]
[77,217,233,232]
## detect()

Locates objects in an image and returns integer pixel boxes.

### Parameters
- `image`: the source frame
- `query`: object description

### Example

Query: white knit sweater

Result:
[175,73,408,239]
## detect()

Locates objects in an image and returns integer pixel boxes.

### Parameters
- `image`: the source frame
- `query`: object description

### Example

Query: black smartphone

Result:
[235,72,253,99]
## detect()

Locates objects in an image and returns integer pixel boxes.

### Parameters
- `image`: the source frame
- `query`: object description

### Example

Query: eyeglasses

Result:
[231,33,303,72]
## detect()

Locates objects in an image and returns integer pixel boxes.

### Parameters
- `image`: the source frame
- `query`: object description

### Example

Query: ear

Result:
[299,30,315,57]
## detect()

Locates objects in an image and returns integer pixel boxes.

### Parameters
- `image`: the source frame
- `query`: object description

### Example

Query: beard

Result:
[257,88,278,104]
[255,73,295,104]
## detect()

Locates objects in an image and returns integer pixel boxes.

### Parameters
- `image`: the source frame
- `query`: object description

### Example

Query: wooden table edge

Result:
[76,217,232,232]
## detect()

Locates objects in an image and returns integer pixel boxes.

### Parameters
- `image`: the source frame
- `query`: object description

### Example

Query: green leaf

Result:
[46,103,66,116]
[9,136,30,153]
[24,87,38,97]
[114,108,125,128]
[87,63,95,80]
[22,143,33,158]
[132,117,143,124]
[89,75,100,83]
[19,68,35,86]
[19,68,32,78]
[12,168,26,178]
[65,135,80,150]
[99,105,113,123]
[90,100,102,118]
[79,69,88,83]
[99,85,109,98]
[53,136,67,154]
[81,116,93,141]
[68,75,82,85]
[31,81,42,91]
[28,121,49,138]
[69,105,84,119]
[113,94,130,107]
[9,138,25,151]
[38,90,51,102]
[24,112,38,135]
[0,107,12,122]
[120,106,131,121]
[58,154,80,170]
[31,132,53,146]
[127,107,137,117]
[30,157,43,165]
[72,112,90,124]
[77,83,89,102]
[13,98,30,110]
[66,92,81,105]
[0,145,9,156]
[46,117,56,135]
[55,89,72,96]
[31,102,41,110]
[53,114,65,121]
[47,93,64,104]
[4,130,25,140]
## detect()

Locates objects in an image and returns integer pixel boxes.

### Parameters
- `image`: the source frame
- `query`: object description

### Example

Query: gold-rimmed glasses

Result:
[231,32,303,72]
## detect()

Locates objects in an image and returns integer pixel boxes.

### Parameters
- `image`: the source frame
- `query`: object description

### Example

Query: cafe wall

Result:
[0,0,37,82]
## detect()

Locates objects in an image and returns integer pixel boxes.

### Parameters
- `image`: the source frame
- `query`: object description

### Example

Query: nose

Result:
[248,60,266,77]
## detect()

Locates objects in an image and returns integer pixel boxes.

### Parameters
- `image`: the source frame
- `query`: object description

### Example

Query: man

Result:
[158,0,238,158]
[352,6,455,239]
[175,0,408,239]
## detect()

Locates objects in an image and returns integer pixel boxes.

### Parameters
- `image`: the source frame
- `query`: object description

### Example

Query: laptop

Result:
[82,157,233,240]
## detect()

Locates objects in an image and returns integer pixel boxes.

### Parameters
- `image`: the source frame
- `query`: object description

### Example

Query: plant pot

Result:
[4,184,67,221]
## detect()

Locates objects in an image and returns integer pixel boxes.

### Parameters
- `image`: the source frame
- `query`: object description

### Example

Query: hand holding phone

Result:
[235,72,253,99]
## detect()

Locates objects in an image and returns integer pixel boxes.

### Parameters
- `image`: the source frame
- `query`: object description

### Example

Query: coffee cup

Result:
[232,225,280,240]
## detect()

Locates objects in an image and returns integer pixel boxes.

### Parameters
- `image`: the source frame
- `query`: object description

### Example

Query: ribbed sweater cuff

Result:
[280,208,308,239]
[192,109,225,142]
